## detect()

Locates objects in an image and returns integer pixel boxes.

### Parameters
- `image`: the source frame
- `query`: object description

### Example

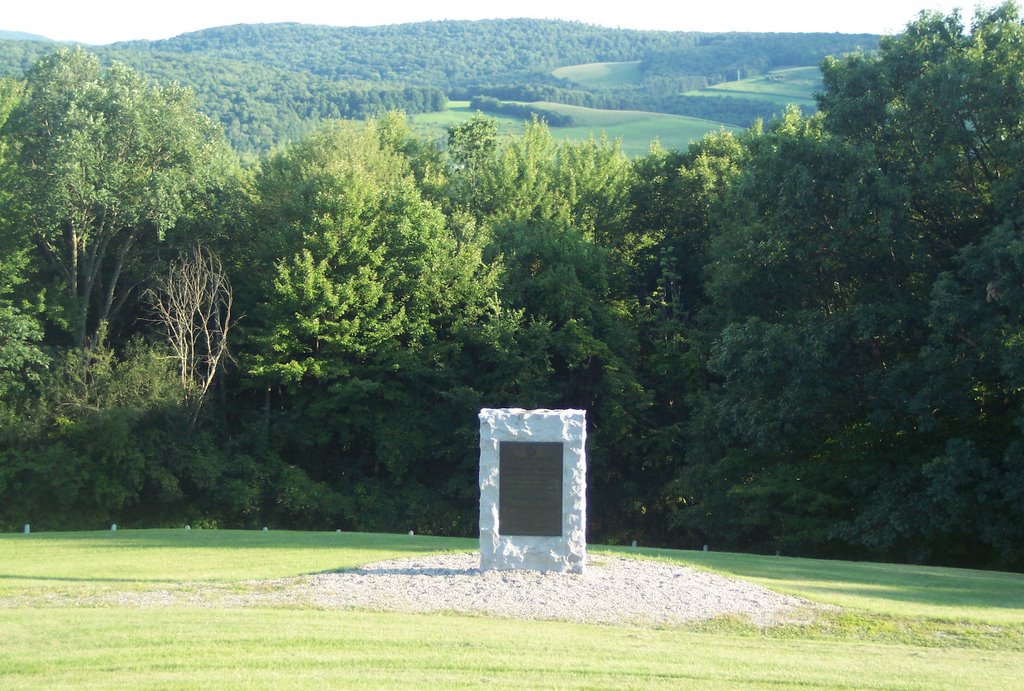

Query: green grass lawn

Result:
[0,529,474,588]
[612,546,1024,624]
[2,529,1023,688]
[4,608,1020,689]
[410,101,738,157]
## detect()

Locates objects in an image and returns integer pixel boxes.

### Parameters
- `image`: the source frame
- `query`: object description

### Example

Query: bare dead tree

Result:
[146,245,234,433]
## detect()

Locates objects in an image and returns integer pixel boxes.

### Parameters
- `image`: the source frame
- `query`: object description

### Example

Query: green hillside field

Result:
[686,66,822,108]
[411,100,739,156]
[0,529,1022,688]
[551,60,644,87]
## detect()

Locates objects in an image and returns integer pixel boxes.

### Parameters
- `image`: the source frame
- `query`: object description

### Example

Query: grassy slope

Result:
[3,609,1020,689]
[409,101,526,142]
[601,546,1024,625]
[411,101,738,157]
[685,66,822,108]
[551,60,644,87]
[549,61,820,110]
[0,529,475,588]
[1,530,1022,688]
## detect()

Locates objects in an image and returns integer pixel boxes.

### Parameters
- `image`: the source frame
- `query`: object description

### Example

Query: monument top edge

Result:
[479,407,586,416]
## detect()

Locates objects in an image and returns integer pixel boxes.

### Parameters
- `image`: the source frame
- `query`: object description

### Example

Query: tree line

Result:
[0,5,1022,570]
[469,96,574,127]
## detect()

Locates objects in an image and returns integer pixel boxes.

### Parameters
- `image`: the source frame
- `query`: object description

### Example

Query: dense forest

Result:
[1,5,1022,571]
[0,20,877,152]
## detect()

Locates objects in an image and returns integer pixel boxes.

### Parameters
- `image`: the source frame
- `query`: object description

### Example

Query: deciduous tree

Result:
[146,245,234,433]
[2,48,226,346]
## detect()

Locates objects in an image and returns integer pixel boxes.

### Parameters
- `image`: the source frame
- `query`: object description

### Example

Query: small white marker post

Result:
[408,530,414,536]
[631,540,637,549]
[111,524,117,531]
[262,527,268,532]
[185,525,191,530]
[23,524,30,534]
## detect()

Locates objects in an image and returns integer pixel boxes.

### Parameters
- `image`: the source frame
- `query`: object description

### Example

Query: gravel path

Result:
[3,552,826,627]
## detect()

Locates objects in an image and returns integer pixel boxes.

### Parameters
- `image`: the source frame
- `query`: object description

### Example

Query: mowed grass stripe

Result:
[2,608,1022,689]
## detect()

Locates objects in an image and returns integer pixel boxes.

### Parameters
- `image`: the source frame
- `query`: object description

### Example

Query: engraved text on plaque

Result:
[498,441,563,536]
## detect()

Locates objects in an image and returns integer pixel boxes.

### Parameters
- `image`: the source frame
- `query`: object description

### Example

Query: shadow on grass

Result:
[792,582,1024,610]
[598,545,1024,612]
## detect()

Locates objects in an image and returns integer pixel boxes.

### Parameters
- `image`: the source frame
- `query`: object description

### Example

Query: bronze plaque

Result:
[499,441,563,536]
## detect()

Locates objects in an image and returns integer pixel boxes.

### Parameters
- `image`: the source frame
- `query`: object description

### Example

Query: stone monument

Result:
[478,408,587,573]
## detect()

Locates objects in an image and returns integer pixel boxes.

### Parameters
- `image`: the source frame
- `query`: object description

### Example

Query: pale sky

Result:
[2,1,998,45]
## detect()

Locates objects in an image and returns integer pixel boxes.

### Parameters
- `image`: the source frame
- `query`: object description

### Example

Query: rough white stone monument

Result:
[478,408,587,574]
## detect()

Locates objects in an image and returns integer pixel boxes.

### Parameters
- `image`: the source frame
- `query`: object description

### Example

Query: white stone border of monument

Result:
[478,407,587,574]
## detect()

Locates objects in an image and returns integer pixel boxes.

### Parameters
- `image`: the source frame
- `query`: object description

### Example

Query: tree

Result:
[447,112,498,176]
[553,134,634,248]
[819,3,1023,262]
[815,2,1024,566]
[476,118,566,225]
[445,112,498,213]
[910,221,1024,567]
[240,119,504,531]
[0,77,46,406]
[624,132,746,544]
[2,48,226,347]
[146,245,235,433]
[247,120,448,383]
[667,105,920,555]
[0,332,180,530]
[674,4,1024,567]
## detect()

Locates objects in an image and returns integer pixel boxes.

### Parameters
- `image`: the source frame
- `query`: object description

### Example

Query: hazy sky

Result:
[3,1,996,45]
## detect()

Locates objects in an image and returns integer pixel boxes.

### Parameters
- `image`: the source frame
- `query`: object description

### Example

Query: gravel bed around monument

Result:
[278,552,821,627]
[1,552,827,627]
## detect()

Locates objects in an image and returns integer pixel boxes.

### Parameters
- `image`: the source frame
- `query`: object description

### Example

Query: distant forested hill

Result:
[0,30,53,42]
[0,19,879,151]
[141,20,875,88]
